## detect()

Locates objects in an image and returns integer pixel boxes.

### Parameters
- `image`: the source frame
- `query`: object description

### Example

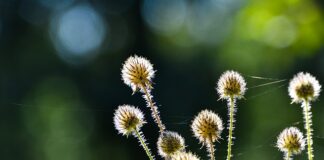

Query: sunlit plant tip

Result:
[157,131,186,158]
[121,55,155,94]
[288,72,321,104]
[113,104,145,136]
[217,70,246,100]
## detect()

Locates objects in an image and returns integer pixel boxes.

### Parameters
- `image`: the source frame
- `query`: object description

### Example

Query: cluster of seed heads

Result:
[114,55,321,160]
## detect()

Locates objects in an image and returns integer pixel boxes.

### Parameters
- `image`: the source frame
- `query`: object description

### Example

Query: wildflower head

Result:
[157,131,185,157]
[217,70,246,100]
[121,55,155,93]
[288,72,321,104]
[113,104,145,136]
[191,110,223,144]
[277,127,305,155]
[171,152,201,160]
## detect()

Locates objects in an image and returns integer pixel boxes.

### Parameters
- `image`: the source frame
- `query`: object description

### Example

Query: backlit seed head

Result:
[288,72,321,104]
[217,70,246,99]
[113,105,145,136]
[157,131,185,157]
[121,55,155,93]
[171,152,201,160]
[277,127,305,155]
[191,110,223,144]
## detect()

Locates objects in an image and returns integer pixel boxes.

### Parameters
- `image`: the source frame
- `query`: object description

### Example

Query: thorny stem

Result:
[227,97,235,160]
[134,129,154,160]
[141,84,165,133]
[208,138,215,160]
[285,151,291,160]
[303,100,314,160]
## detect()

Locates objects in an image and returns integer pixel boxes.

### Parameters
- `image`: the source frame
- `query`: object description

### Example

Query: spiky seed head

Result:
[157,131,186,157]
[191,110,224,144]
[121,55,155,93]
[288,72,321,104]
[171,152,201,160]
[113,105,145,136]
[277,127,305,155]
[217,70,247,100]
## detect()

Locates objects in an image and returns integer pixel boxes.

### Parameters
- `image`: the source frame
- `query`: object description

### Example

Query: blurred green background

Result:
[0,0,323,159]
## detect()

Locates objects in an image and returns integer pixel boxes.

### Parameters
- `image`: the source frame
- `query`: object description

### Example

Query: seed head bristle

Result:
[217,70,246,100]
[171,152,201,160]
[288,72,321,104]
[121,55,155,93]
[157,131,186,157]
[191,110,224,145]
[277,127,305,155]
[113,104,145,136]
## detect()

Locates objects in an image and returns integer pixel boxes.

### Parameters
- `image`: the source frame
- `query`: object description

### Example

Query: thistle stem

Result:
[285,151,291,160]
[227,97,235,160]
[134,129,154,160]
[208,138,215,160]
[141,85,165,133]
[303,100,314,160]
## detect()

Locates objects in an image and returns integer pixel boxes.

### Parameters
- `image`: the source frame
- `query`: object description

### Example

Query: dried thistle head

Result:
[113,104,145,136]
[157,131,185,157]
[277,127,305,155]
[171,152,201,160]
[288,72,321,104]
[191,110,223,144]
[121,55,155,94]
[217,70,246,100]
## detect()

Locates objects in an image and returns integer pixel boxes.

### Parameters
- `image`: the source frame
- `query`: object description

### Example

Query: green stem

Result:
[303,100,314,160]
[134,129,154,160]
[285,151,291,160]
[227,97,235,160]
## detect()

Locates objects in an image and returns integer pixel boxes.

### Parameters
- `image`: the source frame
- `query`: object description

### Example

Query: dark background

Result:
[0,0,324,159]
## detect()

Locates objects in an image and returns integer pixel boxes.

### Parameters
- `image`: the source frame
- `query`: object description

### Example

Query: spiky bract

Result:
[113,104,145,136]
[191,110,223,144]
[121,55,155,93]
[217,70,246,100]
[277,127,305,155]
[288,72,321,104]
[157,131,185,157]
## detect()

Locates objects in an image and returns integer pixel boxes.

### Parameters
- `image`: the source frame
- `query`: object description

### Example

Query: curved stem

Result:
[303,100,314,160]
[227,97,235,160]
[208,138,215,160]
[134,129,154,160]
[141,85,165,133]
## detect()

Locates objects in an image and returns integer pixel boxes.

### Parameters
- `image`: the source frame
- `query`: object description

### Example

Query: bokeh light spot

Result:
[263,16,297,48]
[141,0,187,36]
[50,4,107,64]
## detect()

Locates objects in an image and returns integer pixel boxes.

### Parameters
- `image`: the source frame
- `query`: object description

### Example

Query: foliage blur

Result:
[0,0,323,159]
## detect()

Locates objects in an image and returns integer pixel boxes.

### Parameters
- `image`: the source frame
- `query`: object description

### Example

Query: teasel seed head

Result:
[121,55,155,94]
[191,110,224,145]
[277,127,305,155]
[288,72,321,104]
[157,131,186,157]
[113,104,145,136]
[171,152,201,160]
[217,70,246,100]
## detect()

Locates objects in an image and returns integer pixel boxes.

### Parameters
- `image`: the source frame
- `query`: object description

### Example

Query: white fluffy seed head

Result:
[121,55,155,94]
[113,104,145,136]
[217,70,247,100]
[277,127,305,155]
[157,131,186,157]
[191,110,224,144]
[171,152,201,160]
[288,72,321,104]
